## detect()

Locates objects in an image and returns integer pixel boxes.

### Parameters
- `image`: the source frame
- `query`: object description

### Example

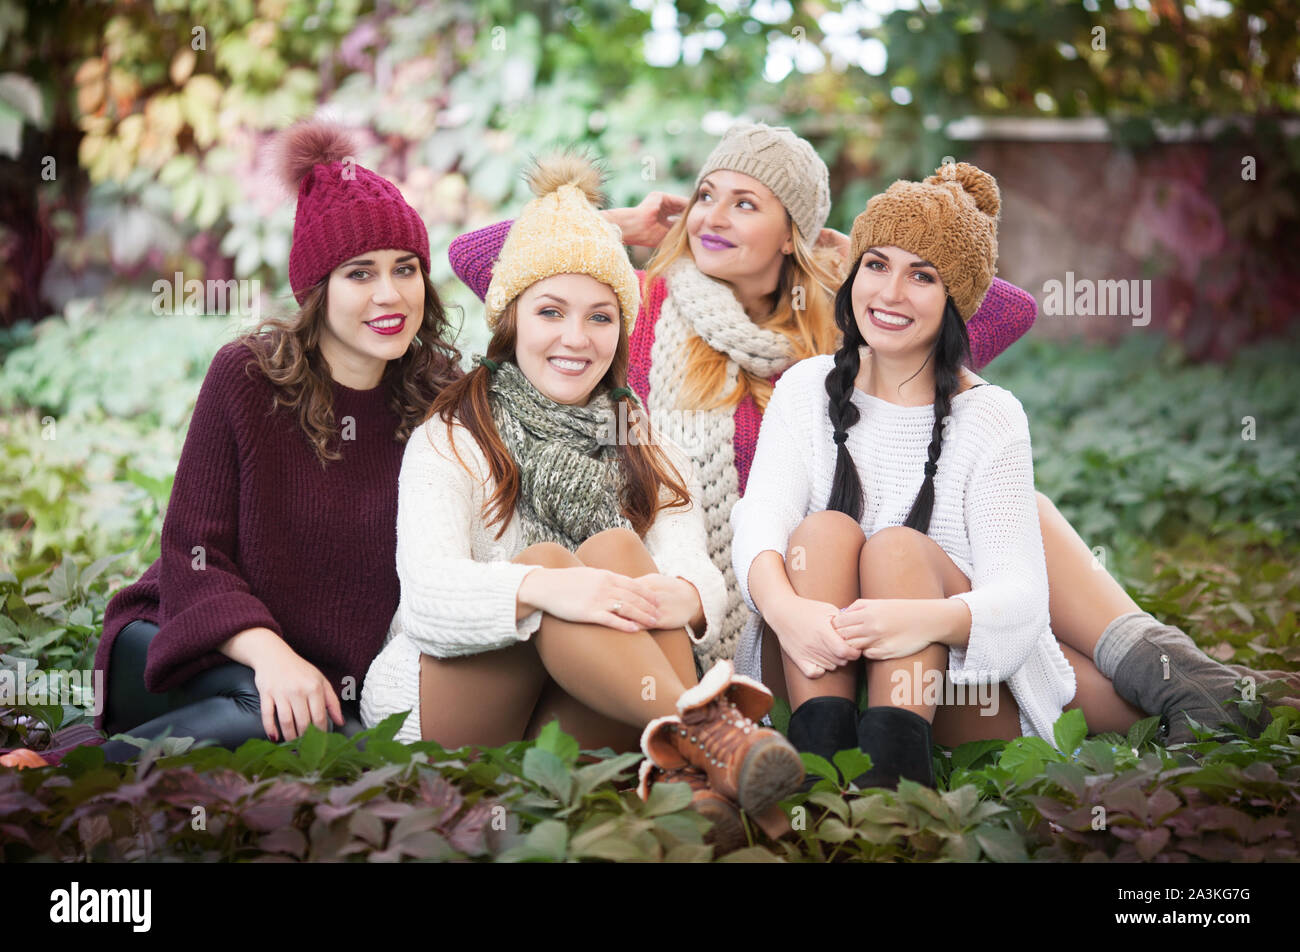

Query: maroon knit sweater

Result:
[93,340,410,731]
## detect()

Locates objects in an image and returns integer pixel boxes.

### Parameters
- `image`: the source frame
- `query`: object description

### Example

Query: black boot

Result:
[787,696,859,791]
[854,706,936,790]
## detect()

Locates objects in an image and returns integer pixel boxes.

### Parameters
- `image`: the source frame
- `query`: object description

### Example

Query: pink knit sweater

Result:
[448,220,1037,493]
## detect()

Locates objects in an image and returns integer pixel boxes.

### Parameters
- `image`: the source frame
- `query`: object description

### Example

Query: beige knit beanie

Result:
[485,153,640,334]
[847,161,1000,321]
[694,121,831,242]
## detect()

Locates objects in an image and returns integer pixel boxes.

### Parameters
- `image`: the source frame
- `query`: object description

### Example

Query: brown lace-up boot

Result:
[639,660,803,838]
[638,760,746,854]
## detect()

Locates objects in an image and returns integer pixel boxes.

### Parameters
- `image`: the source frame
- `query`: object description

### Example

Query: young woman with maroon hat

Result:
[86,121,462,760]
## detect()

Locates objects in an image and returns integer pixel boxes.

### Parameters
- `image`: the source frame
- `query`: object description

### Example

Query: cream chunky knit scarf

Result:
[486,358,634,550]
[648,257,798,667]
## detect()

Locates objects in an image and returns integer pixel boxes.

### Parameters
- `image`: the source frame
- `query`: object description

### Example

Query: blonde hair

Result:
[643,195,844,413]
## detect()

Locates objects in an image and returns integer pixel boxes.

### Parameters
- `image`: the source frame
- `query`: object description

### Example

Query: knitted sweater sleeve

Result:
[448,220,513,302]
[946,408,1051,685]
[393,419,544,658]
[728,365,814,616]
[642,437,727,657]
[965,277,1037,370]
[145,344,282,692]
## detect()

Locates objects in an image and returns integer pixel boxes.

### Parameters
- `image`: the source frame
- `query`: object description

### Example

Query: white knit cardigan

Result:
[729,353,1077,743]
[361,414,728,743]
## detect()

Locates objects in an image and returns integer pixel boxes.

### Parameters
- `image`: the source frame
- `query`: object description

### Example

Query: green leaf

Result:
[950,738,1005,770]
[641,778,693,817]
[974,824,1028,862]
[664,843,714,862]
[1126,715,1162,750]
[717,846,782,863]
[296,725,327,771]
[832,748,873,786]
[807,790,849,823]
[1044,761,1087,800]
[518,819,569,862]
[799,752,839,784]
[79,552,126,589]
[534,719,580,767]
[522,747,573,804]
[1053,708,1088,756]
[570,751,642,802]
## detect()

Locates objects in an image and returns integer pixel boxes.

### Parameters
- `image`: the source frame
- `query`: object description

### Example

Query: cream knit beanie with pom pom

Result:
[485,153,640,334]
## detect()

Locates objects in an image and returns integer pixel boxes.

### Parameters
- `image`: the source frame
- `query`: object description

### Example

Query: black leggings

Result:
[100,620,364,762]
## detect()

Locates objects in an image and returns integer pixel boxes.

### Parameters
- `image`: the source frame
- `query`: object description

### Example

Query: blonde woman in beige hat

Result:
[733,161,1292,790]
[362,153,804,847]
[449,122,1041,681]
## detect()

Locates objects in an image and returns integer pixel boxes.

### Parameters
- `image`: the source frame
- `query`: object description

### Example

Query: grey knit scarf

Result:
[484,357,634,550]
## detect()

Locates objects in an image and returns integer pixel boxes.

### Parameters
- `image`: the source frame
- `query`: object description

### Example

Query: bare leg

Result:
[776,509,864,710]
[418,535,687,747]
[523,528,698,751]
[854,526,1022,743]
[1037,492,1148,731]
[417,543,562,747]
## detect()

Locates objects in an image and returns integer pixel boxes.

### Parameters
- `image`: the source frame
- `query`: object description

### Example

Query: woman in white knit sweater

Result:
[362,154,805,842]
[732,161,1273,788]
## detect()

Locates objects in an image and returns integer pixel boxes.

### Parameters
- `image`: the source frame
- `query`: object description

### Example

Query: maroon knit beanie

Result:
[277,120,430,304]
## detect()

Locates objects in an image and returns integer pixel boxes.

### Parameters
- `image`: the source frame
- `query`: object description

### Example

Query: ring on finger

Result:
[612,600,622,613]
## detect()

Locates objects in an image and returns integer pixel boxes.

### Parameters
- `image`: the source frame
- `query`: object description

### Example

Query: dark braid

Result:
[902,297,972,534]
[824,259,867,521]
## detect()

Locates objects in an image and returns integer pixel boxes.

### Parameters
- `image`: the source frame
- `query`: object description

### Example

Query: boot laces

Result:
[678,695,758,768]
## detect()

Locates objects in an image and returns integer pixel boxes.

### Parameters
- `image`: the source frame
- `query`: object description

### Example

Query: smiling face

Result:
[849,245,948,359]
[321,248,424,389]
[513,273,622,406]
[685,169,794,289]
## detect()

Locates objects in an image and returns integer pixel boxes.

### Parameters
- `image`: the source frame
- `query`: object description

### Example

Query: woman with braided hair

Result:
[732,161,1293,789]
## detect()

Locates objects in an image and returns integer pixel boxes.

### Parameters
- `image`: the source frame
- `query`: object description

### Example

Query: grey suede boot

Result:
[1097,613,1266,745]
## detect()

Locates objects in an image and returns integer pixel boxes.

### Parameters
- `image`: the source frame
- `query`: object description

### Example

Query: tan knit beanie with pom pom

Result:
[485,153,640,334]
[847,161,1000,321]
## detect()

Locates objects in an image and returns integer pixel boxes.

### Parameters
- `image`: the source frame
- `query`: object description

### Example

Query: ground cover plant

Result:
[1,308,1297,861]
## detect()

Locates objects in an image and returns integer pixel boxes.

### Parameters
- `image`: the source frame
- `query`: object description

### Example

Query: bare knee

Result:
[859,526,943,593]
[787,508,865,565]
[576,527,655,570]
[860,526,929,563]
[514,541,580,569]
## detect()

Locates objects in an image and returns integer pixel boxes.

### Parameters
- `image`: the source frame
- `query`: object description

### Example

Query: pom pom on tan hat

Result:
[847,161,1001,321]
[485,153,640,334]
[695,121,831,242]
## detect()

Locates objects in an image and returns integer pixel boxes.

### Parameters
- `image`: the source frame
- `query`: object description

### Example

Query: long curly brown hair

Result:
[424,296,692,539]
[241,266,463,465]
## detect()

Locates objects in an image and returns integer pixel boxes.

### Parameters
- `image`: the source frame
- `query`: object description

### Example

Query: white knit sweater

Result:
[360,415,728,743]
[729,352,1077,743]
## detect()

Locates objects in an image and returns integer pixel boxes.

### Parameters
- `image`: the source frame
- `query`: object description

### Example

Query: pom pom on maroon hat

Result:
[276,120,430,304]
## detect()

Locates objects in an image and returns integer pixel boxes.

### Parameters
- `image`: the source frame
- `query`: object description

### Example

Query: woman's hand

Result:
[244,634,345,742]
[764,594,861,679]
[603,191,689,247]
[815,226,851,260]
[518,566,662,633]
[833,598,939,660]
[633,574,701,631]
